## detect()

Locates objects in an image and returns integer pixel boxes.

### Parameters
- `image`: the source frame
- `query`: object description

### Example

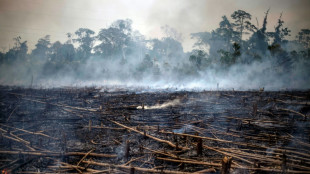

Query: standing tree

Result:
[267,14,292,72]
[271,13,291,45]
[49,41,75,63]
[218,42,241,66]
[191,32,212,51]
[74,28,95,61]
[50,41,62,62]
[191,15,239,61]
[14,36,28,62]
[296,29,310,49]
[95,19,133,60]
[148,37,184,64]
[134,54,154,80]
[247,9,270,60]
[5,36,28,64]
[189,49,207,70]
[31,35,51,63]
[231,10,252,47]
[64,33,76,62]
[215,16,237,51]
[66,33,73,44]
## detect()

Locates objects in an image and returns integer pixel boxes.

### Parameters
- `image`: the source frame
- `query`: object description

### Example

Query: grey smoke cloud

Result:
[146,0,310,50]
[0,0,309,52]
[0,0,309,91]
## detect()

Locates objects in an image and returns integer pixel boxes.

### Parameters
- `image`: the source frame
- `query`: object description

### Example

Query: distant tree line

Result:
[0,10,309,86]
[190,10,309,71]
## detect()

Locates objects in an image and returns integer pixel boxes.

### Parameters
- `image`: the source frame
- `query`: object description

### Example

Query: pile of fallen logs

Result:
[0,87,309,173]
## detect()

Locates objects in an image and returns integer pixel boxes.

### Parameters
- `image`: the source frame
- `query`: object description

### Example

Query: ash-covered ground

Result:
[0,86,310,173]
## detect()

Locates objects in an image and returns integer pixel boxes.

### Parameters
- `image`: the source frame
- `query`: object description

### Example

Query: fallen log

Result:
[200,144,253,165]
[0,159,22,171]
[275,99,310,106]
[0,150,117,158]
[202,145,310,171]
[82,160,192,174]
[156,157,222,167]
[76,148,95,167]
[12,94,98,112]
[109,119,189,150]
[143,146,178,159]
[1,134,36,151]
[0,124,58,140]
[157,157,310,173]
[192,168,216,174]
[159,130,265,149]
[276,107,307,118]
[85,126,125,130]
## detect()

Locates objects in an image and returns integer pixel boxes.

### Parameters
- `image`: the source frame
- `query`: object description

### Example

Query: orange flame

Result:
[2,169,8,174]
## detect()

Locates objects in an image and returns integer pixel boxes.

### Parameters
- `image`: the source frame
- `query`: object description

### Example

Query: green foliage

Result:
[271,14,291,45]
[31,35,51,63]
[95,19,133,59]
[189,50,206,70]
[74,28,95,60]
[232,42,241,58]
[149,37,183,61]
[3,36,29,64]
[296,29,310,48]
[215,16,238,51]
[50,41,75,63]
[218,43,241,66]
[0,15,309,85]
[231,10,252,42]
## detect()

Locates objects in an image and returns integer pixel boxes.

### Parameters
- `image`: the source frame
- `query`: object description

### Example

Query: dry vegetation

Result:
[0,86,310,173]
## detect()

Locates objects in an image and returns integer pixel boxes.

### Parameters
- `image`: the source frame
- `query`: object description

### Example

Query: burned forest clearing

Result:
[0,86,310,173]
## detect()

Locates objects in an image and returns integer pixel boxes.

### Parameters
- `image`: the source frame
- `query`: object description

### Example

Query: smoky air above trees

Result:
[0,10,309,90]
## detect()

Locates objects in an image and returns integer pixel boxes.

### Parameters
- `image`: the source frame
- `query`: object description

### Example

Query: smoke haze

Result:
[1,0,310,51]
[0,1,309,90]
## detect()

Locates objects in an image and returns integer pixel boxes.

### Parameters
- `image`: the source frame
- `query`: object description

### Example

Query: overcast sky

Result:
[0,0,309,52]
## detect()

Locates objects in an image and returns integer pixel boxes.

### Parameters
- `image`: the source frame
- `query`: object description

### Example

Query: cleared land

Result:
[0,86,310,173]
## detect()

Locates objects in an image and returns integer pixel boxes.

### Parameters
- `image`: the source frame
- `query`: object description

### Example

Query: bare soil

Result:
[0,86,310,173]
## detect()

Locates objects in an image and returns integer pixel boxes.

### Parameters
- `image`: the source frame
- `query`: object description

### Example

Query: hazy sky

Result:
[0,0,309,52]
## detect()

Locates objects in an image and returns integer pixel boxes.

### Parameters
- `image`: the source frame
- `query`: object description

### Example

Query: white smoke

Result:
[137,98,181,109]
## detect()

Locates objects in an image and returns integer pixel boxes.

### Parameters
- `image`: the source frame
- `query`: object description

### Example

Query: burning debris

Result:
[137,98,181,110]
[0,86,310,173]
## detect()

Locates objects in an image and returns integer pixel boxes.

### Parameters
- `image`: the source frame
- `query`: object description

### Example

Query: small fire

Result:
[2,169,8,174]
[137,98,181,110]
